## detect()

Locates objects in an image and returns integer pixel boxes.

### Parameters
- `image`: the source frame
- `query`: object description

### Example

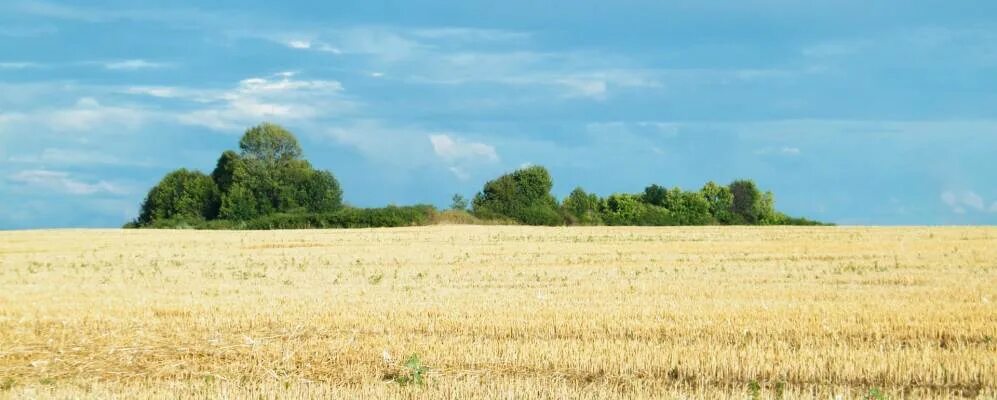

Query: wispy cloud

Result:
[941,190,994,214]
[755,146,802,156]
[429,134,499,162]
[103,59,170,70]
[321,121,500,180]
[47,97,150,132]
[429,134,499,180]
[8,169,127,195]
[0,61,43,69]
[125,72,352,131]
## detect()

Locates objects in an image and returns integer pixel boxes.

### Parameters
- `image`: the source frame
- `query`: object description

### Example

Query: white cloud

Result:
[124,86,182,98]
[321,122,499,180]
[260,27,666,100]
[286,40,311,49]
[781,146,801,155]
[429,134,499,162]
[0,61,42,69]
[941,190,994,214]
[448,166,470,181]
[754,146,802,157]
[556,78,607,100]
[103,59,169,70]
[124,73,350,131]
[428,134,499,180]
[46,97,149,132]
[8,170,126,195]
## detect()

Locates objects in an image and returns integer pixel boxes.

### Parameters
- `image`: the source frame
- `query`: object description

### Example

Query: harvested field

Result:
[0,226,994,399]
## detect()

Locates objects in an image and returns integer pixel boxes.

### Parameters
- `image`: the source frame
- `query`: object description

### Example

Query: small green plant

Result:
[368,272,384,285]
[774,381,786,400]
[394,354,427,386]
[866,387,887,400]
[747,380,761,400]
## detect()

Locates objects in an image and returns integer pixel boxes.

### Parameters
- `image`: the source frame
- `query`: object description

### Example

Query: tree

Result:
[729,179,762,224]
[701,181,735,224]
[301,169,344,213]
[138,169,220,224]
[668,191,714,225]
[641,184,669,207]
[450,194,468,211]
[757,191,780,225]
[219,183,259,221]
[601,193,673,226]
[472,165,561,225]
[239,122,303,164]
[562,187,602,225]
[211,150,245,193]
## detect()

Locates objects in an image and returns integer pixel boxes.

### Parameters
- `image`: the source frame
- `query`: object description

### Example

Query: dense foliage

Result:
[471,166,562,226]
[134,123,349,227]
[131,123,824,229]
[468,167,826,227]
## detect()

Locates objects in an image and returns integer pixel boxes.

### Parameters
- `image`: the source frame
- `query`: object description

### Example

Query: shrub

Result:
[472,166,563,225]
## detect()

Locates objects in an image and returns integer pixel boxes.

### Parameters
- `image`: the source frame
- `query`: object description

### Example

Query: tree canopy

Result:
[134,123,342,226]
[471,165,562,226]
[466,167,822,227]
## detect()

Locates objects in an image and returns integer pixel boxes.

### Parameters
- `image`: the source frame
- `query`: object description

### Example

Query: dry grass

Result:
[0,226,994,399]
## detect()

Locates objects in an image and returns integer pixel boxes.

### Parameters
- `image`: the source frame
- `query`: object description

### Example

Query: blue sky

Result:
[2,0,997,228]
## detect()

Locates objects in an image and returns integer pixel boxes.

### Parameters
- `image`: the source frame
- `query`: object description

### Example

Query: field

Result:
[0,226,995,399]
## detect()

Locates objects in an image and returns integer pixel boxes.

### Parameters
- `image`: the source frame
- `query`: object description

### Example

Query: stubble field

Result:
[0,226,994,399]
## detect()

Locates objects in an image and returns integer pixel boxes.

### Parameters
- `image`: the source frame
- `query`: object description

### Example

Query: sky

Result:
[1,0,997,228]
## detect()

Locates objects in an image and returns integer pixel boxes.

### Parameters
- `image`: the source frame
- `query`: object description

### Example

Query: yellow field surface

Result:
[0,226,995,399]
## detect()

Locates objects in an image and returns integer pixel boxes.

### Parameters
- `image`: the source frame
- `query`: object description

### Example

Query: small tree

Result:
[450,194,468,211]
[562,187,602,225]
[641,184,669,207]
[701,181,735,224]
[729,179,761,224]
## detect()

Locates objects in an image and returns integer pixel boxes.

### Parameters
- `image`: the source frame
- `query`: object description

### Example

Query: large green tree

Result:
[136,123,343,226]
[138,169,220,224]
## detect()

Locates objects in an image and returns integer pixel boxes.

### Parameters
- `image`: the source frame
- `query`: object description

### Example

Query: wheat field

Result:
[0,226,994,399]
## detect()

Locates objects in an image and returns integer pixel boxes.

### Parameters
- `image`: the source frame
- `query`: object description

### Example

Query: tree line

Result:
[128,123,824,229]
[458,165,822,227]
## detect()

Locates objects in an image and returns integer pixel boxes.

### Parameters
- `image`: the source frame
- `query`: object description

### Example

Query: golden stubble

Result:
[0,226,994,399]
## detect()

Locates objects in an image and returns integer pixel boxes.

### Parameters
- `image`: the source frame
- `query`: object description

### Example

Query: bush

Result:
[242,205,437,230]
[472,166,563,225]
[518,203,564,226]
[601,194,676,226]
